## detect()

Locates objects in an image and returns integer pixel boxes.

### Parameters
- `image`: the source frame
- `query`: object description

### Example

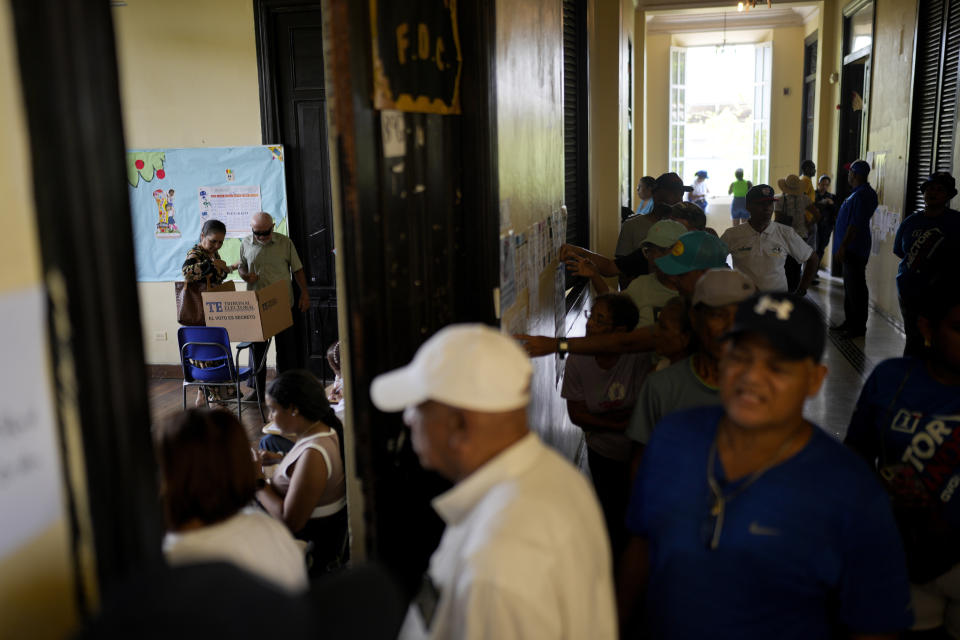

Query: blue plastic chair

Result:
[177,326,269,419]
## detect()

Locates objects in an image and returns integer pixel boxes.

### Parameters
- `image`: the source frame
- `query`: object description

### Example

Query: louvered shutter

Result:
[907,0,960,216]
[563,0,588,246]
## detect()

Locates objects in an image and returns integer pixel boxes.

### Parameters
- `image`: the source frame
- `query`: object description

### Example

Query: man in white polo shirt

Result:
[720,184,819,294]
[371,324,616,640]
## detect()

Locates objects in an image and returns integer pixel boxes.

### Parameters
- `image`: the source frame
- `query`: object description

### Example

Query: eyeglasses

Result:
[252,225,273,237]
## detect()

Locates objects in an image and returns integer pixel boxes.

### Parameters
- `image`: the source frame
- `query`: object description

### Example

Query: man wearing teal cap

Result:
[517,231,729,357]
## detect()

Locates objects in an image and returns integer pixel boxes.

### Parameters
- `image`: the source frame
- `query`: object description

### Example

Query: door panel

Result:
[257,2,337,380]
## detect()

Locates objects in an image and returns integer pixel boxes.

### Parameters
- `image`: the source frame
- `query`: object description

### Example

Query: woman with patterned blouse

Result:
[182,219,233,285]
[182,219,237,405]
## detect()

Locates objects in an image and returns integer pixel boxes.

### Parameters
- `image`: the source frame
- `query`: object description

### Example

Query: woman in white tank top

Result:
[255,370,348,576]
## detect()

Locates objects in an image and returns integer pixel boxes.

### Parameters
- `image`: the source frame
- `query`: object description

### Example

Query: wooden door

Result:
[256,1,337,382]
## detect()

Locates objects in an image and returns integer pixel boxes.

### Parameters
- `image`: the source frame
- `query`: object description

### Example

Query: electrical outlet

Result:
[153,331,167,341]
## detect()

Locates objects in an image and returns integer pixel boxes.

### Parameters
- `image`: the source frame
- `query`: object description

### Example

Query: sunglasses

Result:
[252,225,273,237]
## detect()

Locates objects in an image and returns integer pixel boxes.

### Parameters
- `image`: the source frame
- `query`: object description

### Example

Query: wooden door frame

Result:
[9,0,164,612]
[325,0,499,588]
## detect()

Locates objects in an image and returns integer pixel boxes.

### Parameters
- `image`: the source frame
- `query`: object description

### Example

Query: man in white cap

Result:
[370,324,616,640]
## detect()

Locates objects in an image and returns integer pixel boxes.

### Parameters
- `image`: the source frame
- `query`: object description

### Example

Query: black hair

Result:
[201,219,227,237]
[267,369,344,458]
[735,168,744,178]
[800,160,816,177]
[595,293,640,331]
[671,202,707,230]
[640,176,657,190]
[156,409,256,529]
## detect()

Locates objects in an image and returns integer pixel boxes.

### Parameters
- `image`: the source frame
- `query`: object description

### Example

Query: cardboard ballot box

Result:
[201,279,293,342]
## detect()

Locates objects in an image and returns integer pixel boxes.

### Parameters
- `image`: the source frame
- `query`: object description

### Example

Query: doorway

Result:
[835,0,873,202]
[255,0,338,383]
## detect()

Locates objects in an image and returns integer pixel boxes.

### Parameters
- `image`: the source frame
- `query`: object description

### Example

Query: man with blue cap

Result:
[833,159,879,339]
[893,171,960,356]
[518,231,729,357]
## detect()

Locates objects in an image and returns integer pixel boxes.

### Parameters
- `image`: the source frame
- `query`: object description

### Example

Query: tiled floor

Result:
[803,271,905,441]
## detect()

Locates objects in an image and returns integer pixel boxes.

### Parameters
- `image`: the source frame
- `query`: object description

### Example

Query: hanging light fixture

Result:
[737,0,772,11]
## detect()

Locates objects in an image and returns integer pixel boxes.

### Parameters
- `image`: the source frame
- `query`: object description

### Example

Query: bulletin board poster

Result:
[369,0,462,114]
[126,145,287,282]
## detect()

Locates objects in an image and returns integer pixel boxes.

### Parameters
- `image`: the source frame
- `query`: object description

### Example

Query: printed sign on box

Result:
[202,279,292,342]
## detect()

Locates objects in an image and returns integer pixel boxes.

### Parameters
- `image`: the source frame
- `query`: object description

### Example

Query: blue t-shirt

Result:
[893,209,960,300]
[845,357,960,529]
[635,198,654,216]
[627,406,912,639]
[834,183,879,259]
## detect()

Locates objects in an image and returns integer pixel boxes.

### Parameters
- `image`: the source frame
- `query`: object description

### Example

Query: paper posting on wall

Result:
[197,185,262,238]
[381,110,407,158]
[499,231,517,311]
[0,286,64,559]
[515,233,529,294]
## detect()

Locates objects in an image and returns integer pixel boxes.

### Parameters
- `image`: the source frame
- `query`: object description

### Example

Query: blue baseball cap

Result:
[848,160,871,176]
[655,231,729,275]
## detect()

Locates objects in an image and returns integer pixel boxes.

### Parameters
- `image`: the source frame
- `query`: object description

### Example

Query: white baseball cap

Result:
[370,324,533,413]
[692,268,757,307]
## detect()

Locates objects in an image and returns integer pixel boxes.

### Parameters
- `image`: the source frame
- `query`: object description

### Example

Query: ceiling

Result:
[645,3,820,34]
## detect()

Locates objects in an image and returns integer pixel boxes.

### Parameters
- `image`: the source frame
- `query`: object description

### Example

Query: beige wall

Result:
[589,0,635,259]
[863,0,918,318]
[0,4,79,637]
[112,0,262,365]
[812,0,918,322]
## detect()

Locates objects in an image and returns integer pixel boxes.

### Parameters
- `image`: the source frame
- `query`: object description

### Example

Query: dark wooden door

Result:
[256,1,337,382]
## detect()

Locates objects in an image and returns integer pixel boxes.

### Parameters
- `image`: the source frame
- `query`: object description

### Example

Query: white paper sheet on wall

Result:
[0,286,64,559]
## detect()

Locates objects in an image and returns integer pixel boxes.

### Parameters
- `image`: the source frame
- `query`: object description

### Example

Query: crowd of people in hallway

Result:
[507,161,960,638]
[99,161,960,639]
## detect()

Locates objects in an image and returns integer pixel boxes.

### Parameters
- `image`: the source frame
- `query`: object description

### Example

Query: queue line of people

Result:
[157,172,960,639]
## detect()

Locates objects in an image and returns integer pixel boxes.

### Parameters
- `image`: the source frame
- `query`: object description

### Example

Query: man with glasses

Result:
[238,211,310,400]
[617,292,912,639]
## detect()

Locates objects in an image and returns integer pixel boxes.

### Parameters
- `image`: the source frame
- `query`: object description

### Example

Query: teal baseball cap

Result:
[655,231,729,275]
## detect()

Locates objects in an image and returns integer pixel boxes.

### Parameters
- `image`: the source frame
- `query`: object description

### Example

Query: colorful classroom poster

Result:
[127,146,287,282]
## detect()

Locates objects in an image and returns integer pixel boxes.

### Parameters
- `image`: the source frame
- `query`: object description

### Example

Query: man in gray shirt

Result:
[626,269,756,446]
[238,211,310,399]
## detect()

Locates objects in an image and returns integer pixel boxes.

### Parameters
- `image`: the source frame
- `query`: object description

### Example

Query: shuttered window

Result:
[907,0,960,215]
[563,0,588,247]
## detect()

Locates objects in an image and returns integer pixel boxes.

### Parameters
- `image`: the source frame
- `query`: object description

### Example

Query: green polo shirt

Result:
[238,232,303,306]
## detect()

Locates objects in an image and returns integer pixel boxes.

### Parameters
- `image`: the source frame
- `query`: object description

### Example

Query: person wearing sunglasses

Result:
[616,292,912,639]
[238,211,311,401]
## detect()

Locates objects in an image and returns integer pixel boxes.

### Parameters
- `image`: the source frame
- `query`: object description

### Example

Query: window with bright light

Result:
[668,43,772,188]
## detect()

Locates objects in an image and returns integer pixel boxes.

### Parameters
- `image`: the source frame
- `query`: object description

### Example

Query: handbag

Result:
[175,275,211,326]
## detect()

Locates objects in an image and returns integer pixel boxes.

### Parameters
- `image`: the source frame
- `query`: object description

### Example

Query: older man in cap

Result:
[618,292,912,638]
[832,159,879,339]
[626,268,757,449]
[237,211,311,399]
[613,172,693,287]
[721,184,819,294]
[371,324,616,640]
[894,171,960,356]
